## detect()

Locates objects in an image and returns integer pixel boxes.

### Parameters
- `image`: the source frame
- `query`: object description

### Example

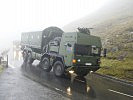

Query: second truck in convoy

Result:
[21,27,102,77]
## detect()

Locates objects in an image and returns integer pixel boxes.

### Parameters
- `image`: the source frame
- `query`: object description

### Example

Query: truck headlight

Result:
[69,70,74,74]
[77,59,81,62]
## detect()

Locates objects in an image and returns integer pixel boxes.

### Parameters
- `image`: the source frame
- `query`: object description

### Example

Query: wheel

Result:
[53,61,64,77]
[41,57,52,72]
[23,51,28,63]
[27,53,34,64]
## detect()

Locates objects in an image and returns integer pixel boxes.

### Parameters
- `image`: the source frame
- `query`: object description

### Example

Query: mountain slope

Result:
[63,0,133,32]
[63,0,133,50]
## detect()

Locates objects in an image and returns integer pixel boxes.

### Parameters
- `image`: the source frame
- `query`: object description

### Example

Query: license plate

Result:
[85,63,92,66]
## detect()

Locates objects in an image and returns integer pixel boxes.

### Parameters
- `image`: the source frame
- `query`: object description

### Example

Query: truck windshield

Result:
[74,44,91,55]
[74,44,100,56]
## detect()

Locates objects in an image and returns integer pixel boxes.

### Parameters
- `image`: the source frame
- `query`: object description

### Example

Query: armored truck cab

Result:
[21,27,102,77]
[58,32,102,76]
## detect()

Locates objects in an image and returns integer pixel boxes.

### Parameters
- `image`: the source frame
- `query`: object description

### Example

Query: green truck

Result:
[21,27,102,77]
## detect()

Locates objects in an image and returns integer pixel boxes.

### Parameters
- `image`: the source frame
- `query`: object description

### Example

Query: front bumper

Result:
[66,65,100,73]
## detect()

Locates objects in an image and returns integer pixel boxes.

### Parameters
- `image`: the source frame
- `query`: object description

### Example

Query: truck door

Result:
[64,43,73,66]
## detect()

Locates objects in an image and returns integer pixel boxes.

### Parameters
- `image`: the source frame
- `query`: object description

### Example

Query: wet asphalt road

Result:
[0,49,133,100]
[21,61,133,100]
[0,60,69,100]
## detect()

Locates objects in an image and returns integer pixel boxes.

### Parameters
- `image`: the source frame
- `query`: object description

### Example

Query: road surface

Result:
[21,61,133,100]
[0,60,69,100]
[0,49,133,100]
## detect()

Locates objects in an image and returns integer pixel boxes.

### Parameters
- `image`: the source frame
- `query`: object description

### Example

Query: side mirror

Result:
[67,43,72,47]
[64,43,72,47]
[103,48,107,57]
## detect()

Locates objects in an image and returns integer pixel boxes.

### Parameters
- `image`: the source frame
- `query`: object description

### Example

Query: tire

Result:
[23,51,28,63]
[41,57,52,72]
[53,61,64,77]
[27,53,34,64]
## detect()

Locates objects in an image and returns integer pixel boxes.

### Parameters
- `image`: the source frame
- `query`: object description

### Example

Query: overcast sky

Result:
[0,0,109,51]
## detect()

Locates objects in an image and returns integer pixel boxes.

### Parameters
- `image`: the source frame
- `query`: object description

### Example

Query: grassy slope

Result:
[97,51,133,81]
[94,13,133,81]
[0,65,3,73]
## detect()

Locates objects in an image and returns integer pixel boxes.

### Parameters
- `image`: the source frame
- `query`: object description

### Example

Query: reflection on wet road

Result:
[22,63,89,99]
[21,61,133,100]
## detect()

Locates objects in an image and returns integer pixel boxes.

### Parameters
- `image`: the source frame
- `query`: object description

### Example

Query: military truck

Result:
[21,27,102,77]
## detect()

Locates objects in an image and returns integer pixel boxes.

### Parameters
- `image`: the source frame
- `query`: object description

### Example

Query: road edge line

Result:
[108,89,133,98]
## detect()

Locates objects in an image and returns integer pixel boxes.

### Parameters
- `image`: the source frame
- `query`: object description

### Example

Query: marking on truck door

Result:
[67,47,72,53]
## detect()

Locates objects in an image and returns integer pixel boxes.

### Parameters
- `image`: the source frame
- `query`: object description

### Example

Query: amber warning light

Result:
[72,59,76,63]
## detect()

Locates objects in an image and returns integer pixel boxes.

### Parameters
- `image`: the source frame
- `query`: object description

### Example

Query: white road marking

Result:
[55,88,62,91]
[108,89,133,98]
[8,63,15,68]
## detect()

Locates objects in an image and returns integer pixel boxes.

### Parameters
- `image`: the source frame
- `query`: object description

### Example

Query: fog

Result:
[63,0,133,32]
[0,0,108,52]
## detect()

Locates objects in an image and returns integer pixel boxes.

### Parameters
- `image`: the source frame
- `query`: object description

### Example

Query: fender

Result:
[41,53,50,61]
[41,53,65,67]
[52,55,65,67]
